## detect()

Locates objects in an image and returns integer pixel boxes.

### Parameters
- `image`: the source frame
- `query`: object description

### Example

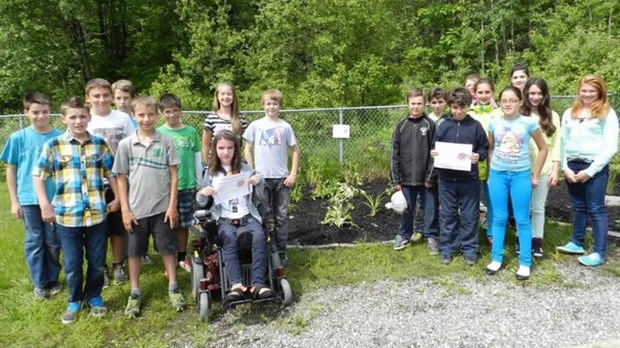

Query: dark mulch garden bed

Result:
[288,181,398,245]
[287,180,620,246]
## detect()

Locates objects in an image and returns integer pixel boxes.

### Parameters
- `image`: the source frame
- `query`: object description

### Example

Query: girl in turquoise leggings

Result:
[485,86,548,280]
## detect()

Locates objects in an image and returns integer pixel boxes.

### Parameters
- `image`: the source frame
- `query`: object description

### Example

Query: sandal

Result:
[224,286,246,303]
[252,285,275,300]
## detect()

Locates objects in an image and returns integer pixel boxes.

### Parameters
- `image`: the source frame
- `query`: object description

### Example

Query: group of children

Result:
[391,67,618,281]
[4,67,616,323]
[2,79,299,324]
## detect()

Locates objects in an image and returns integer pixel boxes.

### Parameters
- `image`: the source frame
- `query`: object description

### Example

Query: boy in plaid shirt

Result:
[33,97,118,324]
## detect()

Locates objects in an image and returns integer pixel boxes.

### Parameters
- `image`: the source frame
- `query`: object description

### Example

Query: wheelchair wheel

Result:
[199,292,209,322]
[191,259,204,299]
[280,278,293,305]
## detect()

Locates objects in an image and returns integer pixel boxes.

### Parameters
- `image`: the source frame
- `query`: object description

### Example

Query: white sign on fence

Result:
[332,124,350,139]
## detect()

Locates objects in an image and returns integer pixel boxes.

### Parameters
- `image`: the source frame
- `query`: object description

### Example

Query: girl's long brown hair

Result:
[522,77,556,137]
[570,74,610,120]
[208,130,241,175]
[212,82,242,135]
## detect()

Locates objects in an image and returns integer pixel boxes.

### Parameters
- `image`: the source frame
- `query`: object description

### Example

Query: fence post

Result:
[18,114,24,129]
[338,108,344,165]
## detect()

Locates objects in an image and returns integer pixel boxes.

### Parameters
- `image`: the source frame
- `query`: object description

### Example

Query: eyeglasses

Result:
[500,99,520,105]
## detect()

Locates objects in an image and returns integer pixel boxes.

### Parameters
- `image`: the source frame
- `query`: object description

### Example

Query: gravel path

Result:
[206,263,620,348]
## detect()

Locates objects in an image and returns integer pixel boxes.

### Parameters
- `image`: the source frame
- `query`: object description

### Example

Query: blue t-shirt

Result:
[0,127,63,205]
[488,116,539,172]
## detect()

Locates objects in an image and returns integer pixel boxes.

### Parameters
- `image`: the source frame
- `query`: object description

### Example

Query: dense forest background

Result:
[0,0,618,113]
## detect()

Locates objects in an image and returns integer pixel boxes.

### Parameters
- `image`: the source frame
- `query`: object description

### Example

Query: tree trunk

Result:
[67,19,91,82]
[98,1,108,49]
[481,19,485,73]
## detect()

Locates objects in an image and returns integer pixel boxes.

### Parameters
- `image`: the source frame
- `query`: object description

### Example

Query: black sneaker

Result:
[440,254,453,265]
[532,238,543,259]
[34,287,49,300]
[464,256,478,266]
[113,264,128,285]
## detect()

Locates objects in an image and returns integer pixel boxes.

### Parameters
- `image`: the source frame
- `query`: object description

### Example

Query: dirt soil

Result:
[287,180,620,246]
[288,181,398,245]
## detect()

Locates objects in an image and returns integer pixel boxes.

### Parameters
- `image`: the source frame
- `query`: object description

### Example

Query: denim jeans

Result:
[488,169,532,267]
[531,175,550,239]
[424,185,439,239]
[413,194,425,232]
[398,185,425,239]
[56,221,107,303]
[218,217,267,286]
[22,205,61,289]
[438,179,480,258]
[566,161,609,258]
[260,178,291,253]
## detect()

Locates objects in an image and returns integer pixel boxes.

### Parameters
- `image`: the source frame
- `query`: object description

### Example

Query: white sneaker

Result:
[178,259,192,273]
[486,261,502,275]
[516,265,530,280]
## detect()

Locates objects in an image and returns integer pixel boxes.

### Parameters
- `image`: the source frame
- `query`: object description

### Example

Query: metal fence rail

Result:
[0,95,617,174]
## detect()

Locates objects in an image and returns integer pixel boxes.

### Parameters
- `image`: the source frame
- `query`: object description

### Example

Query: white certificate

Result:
[434,141,473,171]
[211,171,253,205]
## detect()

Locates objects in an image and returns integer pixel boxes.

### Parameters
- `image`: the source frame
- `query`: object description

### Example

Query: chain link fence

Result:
[0,95,617,182]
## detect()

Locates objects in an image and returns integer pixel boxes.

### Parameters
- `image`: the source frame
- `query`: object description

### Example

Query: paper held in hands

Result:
[433,141,473,171]
[211,171,253,205]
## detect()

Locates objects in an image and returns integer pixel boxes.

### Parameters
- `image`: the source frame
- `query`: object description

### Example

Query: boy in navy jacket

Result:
[431,88,488,265]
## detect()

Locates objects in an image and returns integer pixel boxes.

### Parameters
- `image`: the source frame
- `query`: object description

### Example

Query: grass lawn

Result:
[0,186,618,347]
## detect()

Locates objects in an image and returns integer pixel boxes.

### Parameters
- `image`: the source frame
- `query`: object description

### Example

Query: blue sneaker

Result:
[556,242,585,255]
[578,253,604,267]
[87,296,108,318]
[61,301,81,325]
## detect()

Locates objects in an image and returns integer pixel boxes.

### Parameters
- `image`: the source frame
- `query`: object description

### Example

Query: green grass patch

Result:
[0,184,618,346]
[284,221,601,295]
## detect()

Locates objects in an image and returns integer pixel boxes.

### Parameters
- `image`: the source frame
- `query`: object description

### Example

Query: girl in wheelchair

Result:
[196,130,275,303]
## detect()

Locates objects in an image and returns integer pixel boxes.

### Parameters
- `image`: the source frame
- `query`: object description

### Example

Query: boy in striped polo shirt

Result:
[113,96,184,317]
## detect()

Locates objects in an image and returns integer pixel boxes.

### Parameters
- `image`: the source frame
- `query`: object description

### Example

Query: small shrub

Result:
[321,182,359,228]
[606,154,620,194]
[290,181,303,203]
[312,179,339,199]
[359,189,386,217]
[340,162,363,186]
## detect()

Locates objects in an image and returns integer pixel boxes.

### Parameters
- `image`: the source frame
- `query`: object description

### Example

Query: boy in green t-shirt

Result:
[157,94,202,272]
